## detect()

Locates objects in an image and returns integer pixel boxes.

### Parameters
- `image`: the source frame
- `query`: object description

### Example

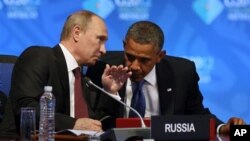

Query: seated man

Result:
[87,21,245,134]
[0,10,131,136]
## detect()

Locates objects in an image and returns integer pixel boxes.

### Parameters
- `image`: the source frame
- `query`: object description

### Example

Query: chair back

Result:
[0,55,18,96]
[0,55,18,123]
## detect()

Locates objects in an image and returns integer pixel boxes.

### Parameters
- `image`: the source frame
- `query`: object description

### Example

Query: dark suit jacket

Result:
[3,45,100,134]
[87,51,223,130]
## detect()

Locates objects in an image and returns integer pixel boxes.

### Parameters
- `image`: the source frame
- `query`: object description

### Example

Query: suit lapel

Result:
[52,45,70,114]
[156,58,176,115]
[118,82,127,116]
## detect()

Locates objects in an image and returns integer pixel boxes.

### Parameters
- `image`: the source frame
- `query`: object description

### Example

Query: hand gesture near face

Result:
[101,64,132,94]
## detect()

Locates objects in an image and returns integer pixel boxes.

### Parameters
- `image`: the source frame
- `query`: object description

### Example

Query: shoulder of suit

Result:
[158,55,196,73]
[22,46,52,54]
[163,55,194,65]
[18,46,54,61]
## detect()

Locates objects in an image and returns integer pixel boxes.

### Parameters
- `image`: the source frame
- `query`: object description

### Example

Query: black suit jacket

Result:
[87,51,223,130]
[6,45,100,132]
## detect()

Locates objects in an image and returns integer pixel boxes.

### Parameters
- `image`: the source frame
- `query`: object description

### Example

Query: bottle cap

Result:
[44,86,53,92]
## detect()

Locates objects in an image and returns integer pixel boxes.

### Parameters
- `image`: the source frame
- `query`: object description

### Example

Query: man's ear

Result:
[72,25,81,42]
[157,50,166,62]
[123,40,126,48]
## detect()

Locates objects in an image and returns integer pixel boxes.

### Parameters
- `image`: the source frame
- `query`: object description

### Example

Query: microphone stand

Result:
[86,78,146,128]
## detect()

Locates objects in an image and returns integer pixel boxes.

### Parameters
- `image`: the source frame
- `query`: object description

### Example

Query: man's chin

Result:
[130,76,143,82]
[86,61,97,66]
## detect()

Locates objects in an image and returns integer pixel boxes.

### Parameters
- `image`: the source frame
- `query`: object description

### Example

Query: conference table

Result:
[0,117,231,141]
[36,134,89,141]
[0,133,230,141]
[0,134,89,141]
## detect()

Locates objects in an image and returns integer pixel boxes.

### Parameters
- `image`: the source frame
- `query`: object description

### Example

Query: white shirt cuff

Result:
[216,124,225,134]
[107,92,121,101]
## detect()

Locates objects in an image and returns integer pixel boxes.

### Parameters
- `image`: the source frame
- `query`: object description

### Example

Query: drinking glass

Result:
[20,107,36,141]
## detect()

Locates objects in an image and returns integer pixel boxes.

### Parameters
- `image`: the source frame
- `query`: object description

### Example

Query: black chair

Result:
[0,55,18,97]
[0,55,18,137]
[0,91,7,123]
[0,55,18,118]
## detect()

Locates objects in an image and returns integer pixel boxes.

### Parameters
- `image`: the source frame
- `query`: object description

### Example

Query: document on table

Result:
[56,129,104,136]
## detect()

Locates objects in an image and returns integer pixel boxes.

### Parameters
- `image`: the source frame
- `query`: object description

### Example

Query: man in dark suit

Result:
[87,21,245,134]
[0,10,131,135]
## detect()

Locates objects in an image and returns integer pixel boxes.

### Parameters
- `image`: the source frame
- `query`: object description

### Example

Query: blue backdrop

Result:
[0,0,250,123]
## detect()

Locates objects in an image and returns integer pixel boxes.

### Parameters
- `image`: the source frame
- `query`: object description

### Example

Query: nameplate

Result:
[116,118,151,128]
[230,125,250,141]
[151,115,215,140]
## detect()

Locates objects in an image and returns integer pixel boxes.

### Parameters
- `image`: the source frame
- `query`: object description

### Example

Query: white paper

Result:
[56,129,103,136]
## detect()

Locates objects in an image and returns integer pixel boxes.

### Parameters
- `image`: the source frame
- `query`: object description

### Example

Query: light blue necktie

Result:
[129,80,146,117]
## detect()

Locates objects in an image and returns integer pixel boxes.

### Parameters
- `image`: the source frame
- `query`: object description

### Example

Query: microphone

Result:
[84,77,147,128]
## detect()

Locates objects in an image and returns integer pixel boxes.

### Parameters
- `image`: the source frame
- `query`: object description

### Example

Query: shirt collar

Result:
[59,43,79,72]
[144,65,156,86]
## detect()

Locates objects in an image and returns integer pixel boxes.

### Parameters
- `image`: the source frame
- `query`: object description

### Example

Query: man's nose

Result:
[130,60,140,70]
[100,44,106,55]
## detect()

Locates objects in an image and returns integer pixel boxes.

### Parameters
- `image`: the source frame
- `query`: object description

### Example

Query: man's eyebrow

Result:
[126,52,151,60]
[98,35,108,41]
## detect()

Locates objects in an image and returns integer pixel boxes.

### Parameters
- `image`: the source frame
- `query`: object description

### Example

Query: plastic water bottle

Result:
[39,86,56,141]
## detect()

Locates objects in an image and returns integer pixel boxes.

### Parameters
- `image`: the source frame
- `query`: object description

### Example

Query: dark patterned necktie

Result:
[73,67,88,118]
[129,80,146,117]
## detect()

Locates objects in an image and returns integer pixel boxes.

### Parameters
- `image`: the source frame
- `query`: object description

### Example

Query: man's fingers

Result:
[229,118,246,125]
[91,119,102,126]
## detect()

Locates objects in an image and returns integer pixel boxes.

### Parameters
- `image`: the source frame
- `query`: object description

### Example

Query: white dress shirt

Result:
[124,66,160,118]
[59,43,78,118]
